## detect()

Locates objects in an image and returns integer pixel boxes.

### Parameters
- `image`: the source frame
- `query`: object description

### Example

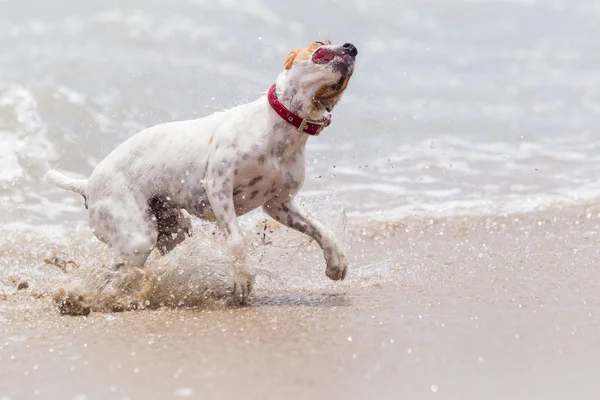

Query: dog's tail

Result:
[44,169,88,196]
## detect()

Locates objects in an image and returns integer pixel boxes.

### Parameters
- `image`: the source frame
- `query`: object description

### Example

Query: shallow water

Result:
[2,0,600,398]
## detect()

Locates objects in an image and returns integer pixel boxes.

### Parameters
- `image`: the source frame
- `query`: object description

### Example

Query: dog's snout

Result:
[342,43,358,57]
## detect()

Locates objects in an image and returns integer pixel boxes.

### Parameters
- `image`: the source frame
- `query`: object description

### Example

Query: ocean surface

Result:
[2,0,600,228]
[2,1,600,399]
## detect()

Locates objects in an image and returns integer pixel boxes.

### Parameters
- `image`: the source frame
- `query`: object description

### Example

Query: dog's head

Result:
[277,41,357,117]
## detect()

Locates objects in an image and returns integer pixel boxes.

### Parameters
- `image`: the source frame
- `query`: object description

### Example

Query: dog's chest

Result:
[230,156,303,215]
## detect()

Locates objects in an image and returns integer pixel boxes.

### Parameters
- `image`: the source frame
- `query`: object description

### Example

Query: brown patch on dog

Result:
[284,50,298,69]
[284,40,332,69]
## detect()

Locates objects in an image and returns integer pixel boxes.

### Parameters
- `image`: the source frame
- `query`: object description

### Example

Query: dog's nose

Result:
[342,43,358,57]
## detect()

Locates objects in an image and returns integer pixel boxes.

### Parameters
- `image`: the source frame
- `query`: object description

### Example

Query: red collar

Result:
[268,84,332,136]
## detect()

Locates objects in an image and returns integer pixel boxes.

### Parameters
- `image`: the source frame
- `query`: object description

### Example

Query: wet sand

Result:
[2,203,600,399]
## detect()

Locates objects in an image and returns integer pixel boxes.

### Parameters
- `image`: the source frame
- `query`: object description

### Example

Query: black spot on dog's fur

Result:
[248,176,263,186]
[148,195,191,255]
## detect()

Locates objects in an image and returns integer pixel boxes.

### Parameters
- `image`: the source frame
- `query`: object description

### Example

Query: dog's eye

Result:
[312,48,335,64]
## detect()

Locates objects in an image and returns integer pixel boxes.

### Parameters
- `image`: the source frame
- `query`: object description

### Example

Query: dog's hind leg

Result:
[88,192,158,271]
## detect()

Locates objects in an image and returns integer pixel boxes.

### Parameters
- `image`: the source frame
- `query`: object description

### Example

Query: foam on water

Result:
[0,130,23,181]
[338,131,600,219]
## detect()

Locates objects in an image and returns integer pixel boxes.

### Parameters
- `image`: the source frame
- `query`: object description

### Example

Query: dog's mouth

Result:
[331,53,354,79]
[309,43,357,112]
[331,56,354,91]
[331,75,347,91]
[313,73,352,112]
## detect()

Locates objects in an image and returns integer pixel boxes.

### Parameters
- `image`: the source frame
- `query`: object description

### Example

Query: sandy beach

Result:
[3,203,600,399]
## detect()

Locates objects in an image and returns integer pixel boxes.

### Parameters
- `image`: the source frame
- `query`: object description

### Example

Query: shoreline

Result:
[2,202,600,399]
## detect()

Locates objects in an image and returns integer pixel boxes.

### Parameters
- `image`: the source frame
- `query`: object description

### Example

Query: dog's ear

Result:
[284,50,298,70]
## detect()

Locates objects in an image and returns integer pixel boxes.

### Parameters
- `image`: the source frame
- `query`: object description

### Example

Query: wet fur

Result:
[44,41,356,302]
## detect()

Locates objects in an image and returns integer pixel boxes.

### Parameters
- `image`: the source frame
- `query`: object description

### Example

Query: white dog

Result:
[45,40,357,302]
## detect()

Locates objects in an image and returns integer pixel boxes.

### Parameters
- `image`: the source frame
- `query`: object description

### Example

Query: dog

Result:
[45,40,357,302]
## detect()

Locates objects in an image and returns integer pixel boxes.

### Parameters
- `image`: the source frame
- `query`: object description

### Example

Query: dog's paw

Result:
[230,270,255,304]
[325,249,348,281]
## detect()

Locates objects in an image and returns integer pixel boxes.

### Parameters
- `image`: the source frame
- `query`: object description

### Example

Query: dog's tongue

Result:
[312,48,335,64]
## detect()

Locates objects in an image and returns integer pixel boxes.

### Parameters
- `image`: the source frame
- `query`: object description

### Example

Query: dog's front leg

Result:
[263,198,348,280]
[204,177,254,302]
